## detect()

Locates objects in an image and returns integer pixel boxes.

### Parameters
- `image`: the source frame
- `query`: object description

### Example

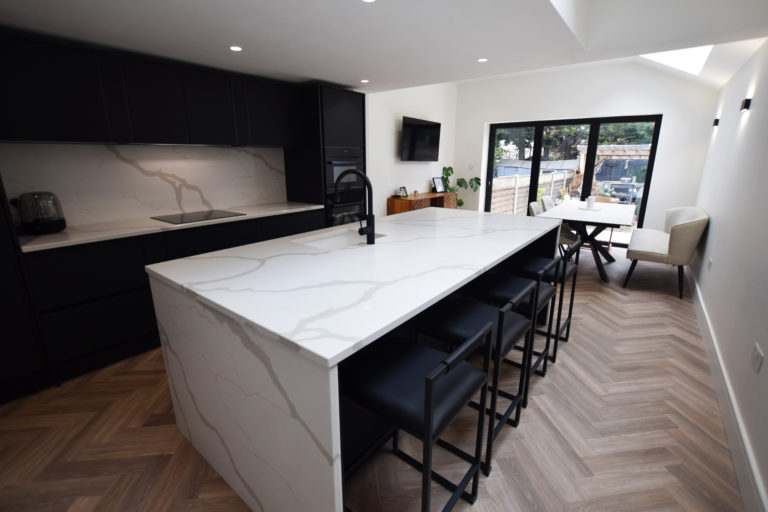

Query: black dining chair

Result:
[340,324,493,512]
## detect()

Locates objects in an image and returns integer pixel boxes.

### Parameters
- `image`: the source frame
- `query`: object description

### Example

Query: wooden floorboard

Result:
[0,248,744,511]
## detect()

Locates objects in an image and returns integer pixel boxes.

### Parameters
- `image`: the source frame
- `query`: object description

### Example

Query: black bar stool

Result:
[414,288,534,476]
[497,256,559,396]
[548,239,581,359]
[341,325,493,512]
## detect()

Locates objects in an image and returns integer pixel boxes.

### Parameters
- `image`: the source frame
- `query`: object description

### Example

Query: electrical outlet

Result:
[706,257,713,271]
[751,343,764,374]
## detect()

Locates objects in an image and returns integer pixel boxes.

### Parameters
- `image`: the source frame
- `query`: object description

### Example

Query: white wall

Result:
[453,60,718,229]
[693,41,768,509]
[365,83,457,218]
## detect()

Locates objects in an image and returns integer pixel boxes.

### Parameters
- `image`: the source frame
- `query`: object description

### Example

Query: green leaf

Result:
[468,177,481,191]
[442,166,454,178]
[457,198,464,207]
[456,177,469,189]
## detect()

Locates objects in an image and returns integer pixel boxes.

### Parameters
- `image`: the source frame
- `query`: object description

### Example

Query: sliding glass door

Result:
[486,125,536,215]
[485,115,661,244]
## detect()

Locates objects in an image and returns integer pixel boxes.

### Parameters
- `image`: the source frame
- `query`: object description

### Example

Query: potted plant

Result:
[441,166,481,207]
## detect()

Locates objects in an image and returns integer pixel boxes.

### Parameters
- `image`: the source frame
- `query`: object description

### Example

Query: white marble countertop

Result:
[18,202,324,252]
[146,208,561,368]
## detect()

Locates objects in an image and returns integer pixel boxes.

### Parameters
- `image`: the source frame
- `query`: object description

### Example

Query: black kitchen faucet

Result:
[334,169,375,245]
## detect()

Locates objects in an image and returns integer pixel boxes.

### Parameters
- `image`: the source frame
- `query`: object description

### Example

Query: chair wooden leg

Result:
[678,265,684,299]
[623,259,638,288]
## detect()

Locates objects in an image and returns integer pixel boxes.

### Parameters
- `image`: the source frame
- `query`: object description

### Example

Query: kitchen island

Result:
[145,208,561,512]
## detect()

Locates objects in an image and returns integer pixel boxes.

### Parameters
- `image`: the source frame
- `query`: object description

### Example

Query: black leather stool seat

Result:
[545,261,577,283]
[518,281,556,313]
[464,274,536,308]
[509,256,559,280]
[418,297,530,356]
[343,340,486,437]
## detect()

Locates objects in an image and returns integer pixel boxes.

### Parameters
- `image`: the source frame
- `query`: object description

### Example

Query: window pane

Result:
[489,126,535,215]
[539,124,590,203]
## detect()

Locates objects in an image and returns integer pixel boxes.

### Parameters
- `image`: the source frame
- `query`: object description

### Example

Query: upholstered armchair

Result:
[623,206,709,298]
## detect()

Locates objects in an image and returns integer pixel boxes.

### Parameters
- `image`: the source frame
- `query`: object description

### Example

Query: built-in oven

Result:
[325,147,366,226]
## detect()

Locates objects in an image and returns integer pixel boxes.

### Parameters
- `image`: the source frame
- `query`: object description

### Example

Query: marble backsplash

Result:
[0,143,287,226]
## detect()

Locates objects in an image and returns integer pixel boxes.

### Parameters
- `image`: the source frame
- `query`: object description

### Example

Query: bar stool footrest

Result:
[392,444,479,506]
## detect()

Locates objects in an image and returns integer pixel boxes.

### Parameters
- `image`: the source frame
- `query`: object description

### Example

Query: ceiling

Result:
[0,0,767,92]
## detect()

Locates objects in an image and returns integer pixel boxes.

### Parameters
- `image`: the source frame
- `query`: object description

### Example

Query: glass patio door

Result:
[485,124,536,215]
[538,123,591,204]
[485,115,661,246]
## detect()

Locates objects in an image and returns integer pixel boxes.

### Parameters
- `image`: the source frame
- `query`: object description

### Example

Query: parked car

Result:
[610,182,642,204]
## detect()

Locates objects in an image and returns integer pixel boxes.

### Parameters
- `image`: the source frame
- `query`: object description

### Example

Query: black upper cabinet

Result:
[184,67,236,145]
[0,34,111,142]
[245,79,298,147]
[321,86,365,148]
[121,58,190,144]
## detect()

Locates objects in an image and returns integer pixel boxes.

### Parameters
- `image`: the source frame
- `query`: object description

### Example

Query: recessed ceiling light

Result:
[360,79,369,83]
[229,45,243,52]
[477,58,488,63]
[640,45,713,75]
[362,0,375,3]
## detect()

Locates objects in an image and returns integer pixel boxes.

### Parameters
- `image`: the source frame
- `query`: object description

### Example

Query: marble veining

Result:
[0,142,287,227]
[151,278,342,512]
[105,145,215,212]
[147,208,561,367]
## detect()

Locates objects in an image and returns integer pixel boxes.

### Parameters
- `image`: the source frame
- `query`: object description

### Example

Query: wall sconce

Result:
[740,98,752,112]
[713,118,720,126]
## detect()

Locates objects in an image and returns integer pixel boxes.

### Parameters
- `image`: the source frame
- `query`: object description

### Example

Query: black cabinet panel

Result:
[162,210,323,259]
[184,68,236,145]
[260,210,324,240]
[41,287,158,365]
[0,179,51,403]
[0,33,111,142]
[246,79,298,147]
[122,58,189,144]
[25,237,149,312]
[321,87,365,148]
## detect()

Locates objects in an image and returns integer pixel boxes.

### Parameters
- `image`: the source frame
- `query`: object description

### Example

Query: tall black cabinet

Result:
[285,84,366,226]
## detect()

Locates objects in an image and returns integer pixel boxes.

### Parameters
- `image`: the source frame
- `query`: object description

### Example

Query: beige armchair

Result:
[622,206,709,298]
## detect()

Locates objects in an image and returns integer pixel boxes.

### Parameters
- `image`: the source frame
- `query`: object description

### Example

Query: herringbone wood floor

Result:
[0,249,744,511]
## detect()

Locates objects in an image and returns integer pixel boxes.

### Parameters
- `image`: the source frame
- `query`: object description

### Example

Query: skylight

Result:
[640,45,713,75]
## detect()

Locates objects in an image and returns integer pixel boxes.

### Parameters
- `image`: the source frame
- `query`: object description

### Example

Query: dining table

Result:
[539,200,636,282]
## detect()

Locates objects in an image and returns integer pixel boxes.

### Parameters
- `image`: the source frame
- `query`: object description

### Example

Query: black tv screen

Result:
[400,117,441,161]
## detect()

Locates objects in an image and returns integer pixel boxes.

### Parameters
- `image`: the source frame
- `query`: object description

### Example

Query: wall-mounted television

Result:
[400,116,441,161]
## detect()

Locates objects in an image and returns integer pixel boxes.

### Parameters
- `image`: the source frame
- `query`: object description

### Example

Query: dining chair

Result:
[530,200,578,254]
[623,206,709,298]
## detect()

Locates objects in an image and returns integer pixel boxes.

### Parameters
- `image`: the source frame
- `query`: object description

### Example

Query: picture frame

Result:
[432,177,445,193]
[399,186,408,197]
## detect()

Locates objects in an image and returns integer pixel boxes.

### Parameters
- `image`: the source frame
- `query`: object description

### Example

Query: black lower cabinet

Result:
[13,209,324,399]
[42,288,160,381]
[1,235,52,404]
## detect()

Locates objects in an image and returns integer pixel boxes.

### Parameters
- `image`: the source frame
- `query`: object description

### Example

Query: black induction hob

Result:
[151,209,245,225]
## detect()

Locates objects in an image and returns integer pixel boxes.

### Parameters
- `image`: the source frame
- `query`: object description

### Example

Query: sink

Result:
[295,229,385,250]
